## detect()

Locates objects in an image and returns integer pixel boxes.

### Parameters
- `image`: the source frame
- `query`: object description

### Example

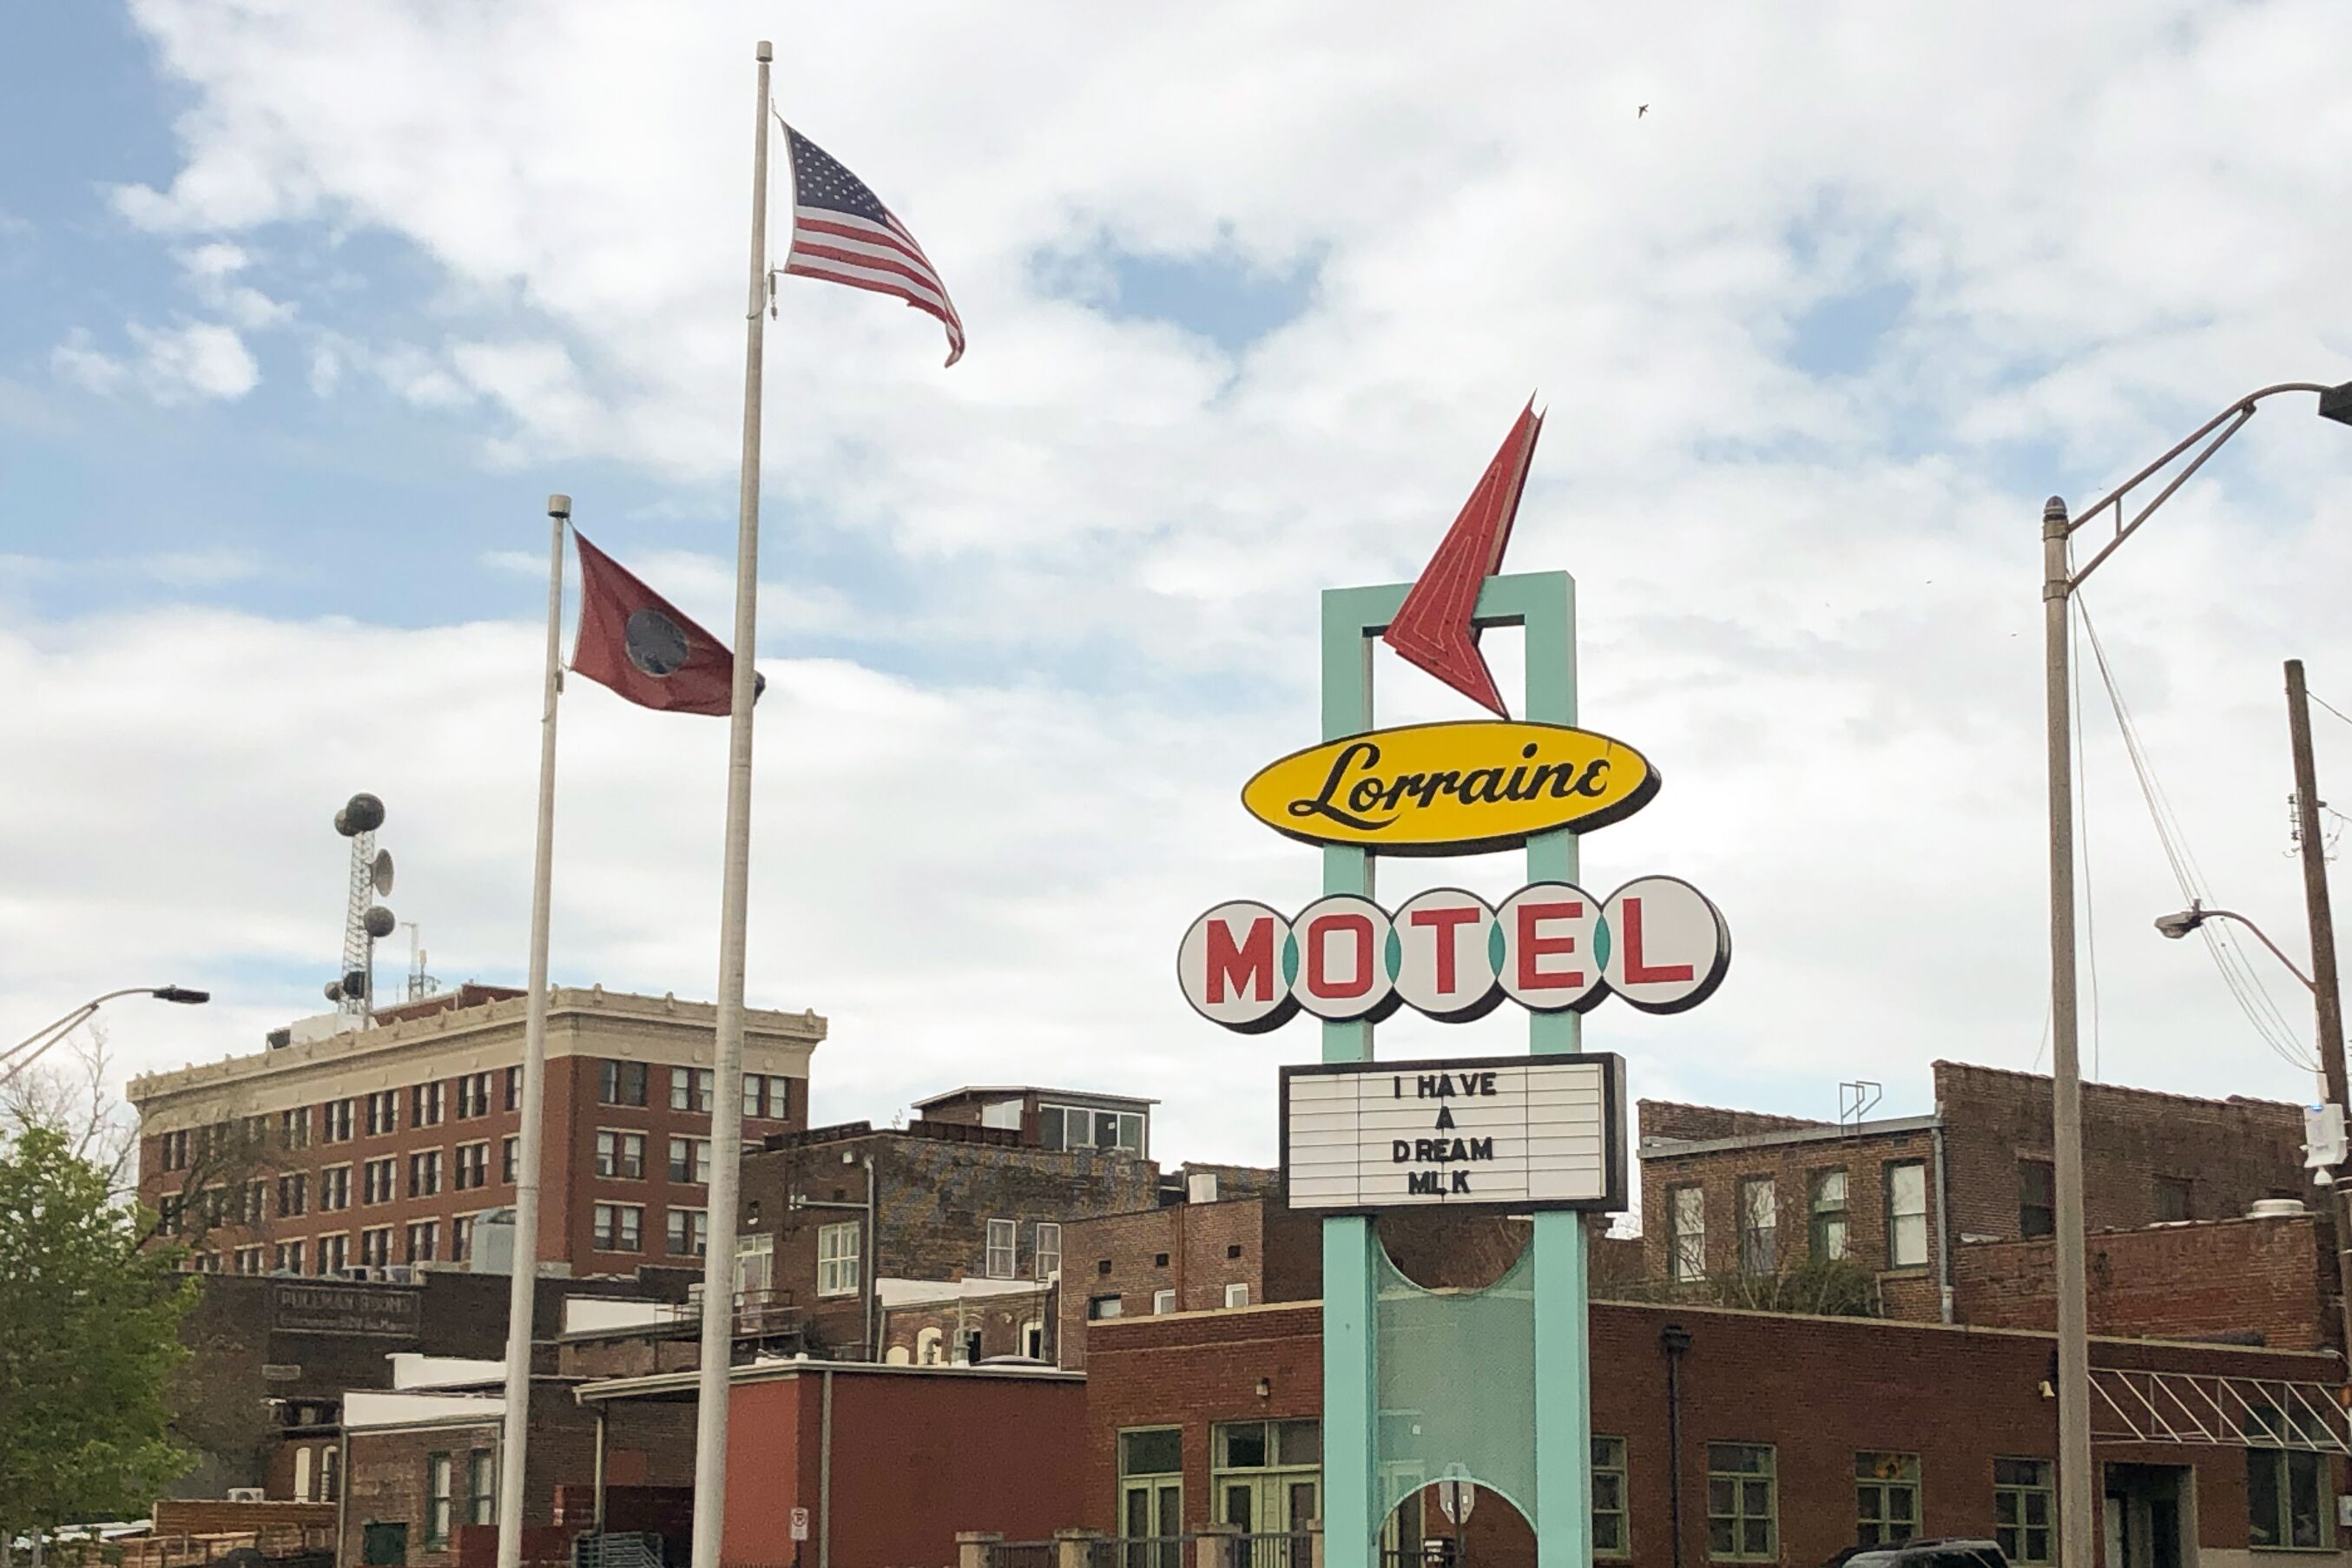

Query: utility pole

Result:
[2282,658,2352,1363]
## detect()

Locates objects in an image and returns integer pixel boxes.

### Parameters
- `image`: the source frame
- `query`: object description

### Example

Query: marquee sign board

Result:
[1241,720,1657,855]
[1281,1052,1628,1215]
[1177,876,1730,1032]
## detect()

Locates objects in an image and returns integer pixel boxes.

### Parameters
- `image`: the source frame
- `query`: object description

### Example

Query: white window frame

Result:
[667,1207,709,1257]
[1885,1161,1928,1270]
[1223,1282,1250,1309]
[818,1221,861,1297]
[1034,1221,1063,1281]
[1154,1288,1177,1314]
[985,1218,1018,1279]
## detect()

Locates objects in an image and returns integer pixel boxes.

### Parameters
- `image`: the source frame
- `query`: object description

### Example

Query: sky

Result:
[8,2,2352,1184]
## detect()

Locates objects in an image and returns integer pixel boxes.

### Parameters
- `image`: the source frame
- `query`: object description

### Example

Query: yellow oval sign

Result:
[1241,721,1658,854]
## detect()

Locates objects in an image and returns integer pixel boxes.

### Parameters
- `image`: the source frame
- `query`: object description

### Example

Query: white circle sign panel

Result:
[1496,881,1607,1013]
[1599,874,1731,1013]
[1389,887,1502,1022]
[1176,900,1299,1033]
[1291,893,1400,1022]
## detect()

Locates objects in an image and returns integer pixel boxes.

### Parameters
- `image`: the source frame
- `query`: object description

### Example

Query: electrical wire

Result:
[2074,593,2321,1076]
[2307,689,2352,732]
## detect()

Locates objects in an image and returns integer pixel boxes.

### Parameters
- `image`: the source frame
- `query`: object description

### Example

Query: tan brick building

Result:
[129,985,823,1278]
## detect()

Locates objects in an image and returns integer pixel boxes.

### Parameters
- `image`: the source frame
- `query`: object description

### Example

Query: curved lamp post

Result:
[0,985,211,1092]
[2046,379,2352,1568]
[2153,901,2316,991]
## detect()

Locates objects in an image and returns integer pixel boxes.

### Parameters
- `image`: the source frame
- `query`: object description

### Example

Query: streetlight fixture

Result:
[0,985,212,1092]
[2046,378,2352,1568]
[2152,901,2316,990]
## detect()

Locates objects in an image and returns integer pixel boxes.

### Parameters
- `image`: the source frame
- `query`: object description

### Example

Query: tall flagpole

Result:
[494,492,570,1568]
[689,41,771,1568]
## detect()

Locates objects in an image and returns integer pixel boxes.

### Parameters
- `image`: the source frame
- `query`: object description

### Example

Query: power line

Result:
[2307,689,2352,732]
[2074,593,2320,1076]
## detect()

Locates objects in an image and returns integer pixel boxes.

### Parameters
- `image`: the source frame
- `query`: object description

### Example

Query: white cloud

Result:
[30,0,2352,1161]
[175,240,247,278]
[126,320,260,402]
[50,330,128,396]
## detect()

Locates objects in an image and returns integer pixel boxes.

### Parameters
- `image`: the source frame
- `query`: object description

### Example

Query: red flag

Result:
[1381,399,1545,718]
[570,532,757,716]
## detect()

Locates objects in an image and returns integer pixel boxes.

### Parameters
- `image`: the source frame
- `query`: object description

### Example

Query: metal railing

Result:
[733,1287,803,1337]
[2091,1367,2352,1453]
[986,1534,1316,1568]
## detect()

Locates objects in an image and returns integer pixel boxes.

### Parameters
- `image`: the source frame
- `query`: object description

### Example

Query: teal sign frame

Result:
[1317,570,1591,1568]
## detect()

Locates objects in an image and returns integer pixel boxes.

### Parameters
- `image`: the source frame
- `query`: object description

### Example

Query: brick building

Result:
[914,1084,1157,1157]
[129,985,822,1277]
[733,1113,1161,1359]
[1077,1296,2352,1568]
[570,1360,1088,1568]
[1634,1062,2323,1328]
[1057,1190,1321,1369]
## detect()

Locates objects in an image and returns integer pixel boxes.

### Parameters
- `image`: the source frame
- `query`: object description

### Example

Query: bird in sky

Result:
[1637,104,1649,117]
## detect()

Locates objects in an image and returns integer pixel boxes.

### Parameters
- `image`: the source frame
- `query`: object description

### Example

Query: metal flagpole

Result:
[494,491,571,1568]
[689,40,772,1568]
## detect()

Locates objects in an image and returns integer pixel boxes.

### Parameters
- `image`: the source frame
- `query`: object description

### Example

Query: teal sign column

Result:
[1316,571,1590,1568]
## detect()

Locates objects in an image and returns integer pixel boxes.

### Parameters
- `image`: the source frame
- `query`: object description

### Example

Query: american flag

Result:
[781,122,965,366]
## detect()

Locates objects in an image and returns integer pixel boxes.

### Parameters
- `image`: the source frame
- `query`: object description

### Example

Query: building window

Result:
[593,1203,643,1253]
[1707,1443,1776,1561]
[234,1246,266,1275]
[425,1453,454,1545]
[1153,1288,1176,1314]
[1738,1176,1777,1275]
[1035,1222,1062,1281]
[1670,1185,1707,1281]
[1089,1294,1123,1320]
[363,1157,397,1205]
[465,1449,495,1526]
[1224,1282,1250,1308]
[319,1165,352,1211]
[818,1221,860,1297]
[274,1241,306,1275]
[666,1207,709,1257]
[985,1218,1018,1279]
[2019,1158,2055,1239]
[502,1136,519,1183]
[1884,1161,1927,1269]
[452,1216,476,1263]
[669,1136,712,1184]
[2155,1175,2194,1223]
[1210,1420,1319,1532]
[599,1060,648,1107]
[915,1327,945,1365]
[161,1129,190,1170]
[364,1090,399,1137]
[596,1130,646,1180]
[1593,1436,1630,1558]
[457,1072,492,1119]
[455,1143,490,1190]
[735,1232,774,1297]
[277,1172,308,1217]
[670,1067,714,1113]
[410,1150,442,1197]
[244,1179,268,1225]
[1808,1169,1848,1261]
[319,1445,339,1503]
[279,1107,311,1150]
[504,1066,523,1112]
[317,1234,348,1274]
[1022,1319,1044,1358]
[2250,1407,2336,1550]
[411,1081,445,1127]
[406,1221,439,1264]
[322,1099,354,1143]
[1994,1459,2054,1565]
[359,1227,393,1268]
[1119,1428,1183,1547]
[1040,1104,1145,1156]
[1855,1453,1920,1548]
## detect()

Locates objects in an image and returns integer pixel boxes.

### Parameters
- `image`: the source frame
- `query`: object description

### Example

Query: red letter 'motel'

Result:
[1516,901,1584,989]
[1306,913,1376,999]
[1619,896,1695,985]
[1205,915,1275,1003]
[1409,905,1483,995]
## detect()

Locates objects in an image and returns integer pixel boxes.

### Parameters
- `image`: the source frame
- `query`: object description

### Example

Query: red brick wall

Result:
[1085,1299,2347,1564]
[1934,1061,2309,1242]
[715,1370,1087,1568]
[882,1288,1053,1363]
[1954,1213,2334,1348]
[1637,1102,1828,1143]
[1060,1202,1275,1369]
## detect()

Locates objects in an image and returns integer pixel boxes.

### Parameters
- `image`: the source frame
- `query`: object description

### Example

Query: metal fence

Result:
[988,1535,1315,1568]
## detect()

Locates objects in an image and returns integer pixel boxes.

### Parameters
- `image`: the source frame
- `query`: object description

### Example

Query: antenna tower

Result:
[326,793,398,1024]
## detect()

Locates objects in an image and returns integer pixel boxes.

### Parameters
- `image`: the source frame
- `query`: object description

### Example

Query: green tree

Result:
[0,1125,196,1540]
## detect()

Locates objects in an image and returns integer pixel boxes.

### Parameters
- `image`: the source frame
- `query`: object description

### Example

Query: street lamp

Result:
[0,985,212,1092]
[2152,901,2316,990]
[2046,379,2352,1568]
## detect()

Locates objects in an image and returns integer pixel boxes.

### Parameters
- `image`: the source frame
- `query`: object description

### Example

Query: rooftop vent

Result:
[2249,1197,2308,1219]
